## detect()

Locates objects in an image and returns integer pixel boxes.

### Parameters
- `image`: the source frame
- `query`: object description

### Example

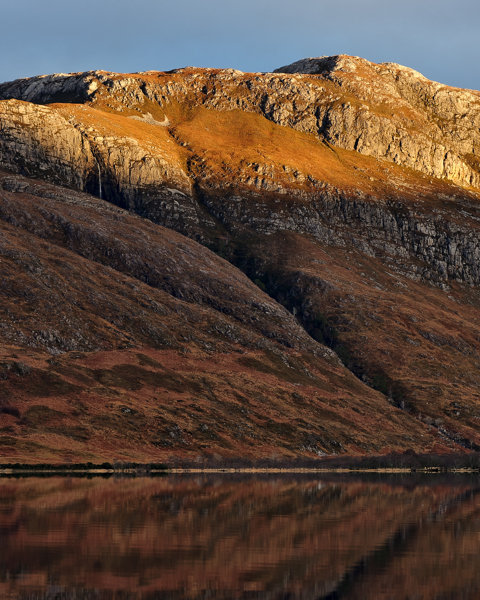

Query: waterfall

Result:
[97,161,102,199]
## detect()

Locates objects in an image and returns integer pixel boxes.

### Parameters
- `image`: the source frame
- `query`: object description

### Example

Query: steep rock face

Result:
[0,98,202,237]
[64,107,202,235]
[0,100,94,188]
[199,184,480,288]
[2,63,480,294]
[2,85,480,288]
[273,56,480,188]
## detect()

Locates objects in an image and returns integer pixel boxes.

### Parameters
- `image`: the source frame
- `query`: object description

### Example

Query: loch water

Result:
[1,473,480,599]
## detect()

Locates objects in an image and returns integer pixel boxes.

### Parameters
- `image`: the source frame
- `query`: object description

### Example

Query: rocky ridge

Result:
[2,54,480,190]
[2,58,480,288]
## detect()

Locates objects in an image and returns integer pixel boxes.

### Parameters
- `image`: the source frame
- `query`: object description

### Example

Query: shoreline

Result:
[0,467,479,475]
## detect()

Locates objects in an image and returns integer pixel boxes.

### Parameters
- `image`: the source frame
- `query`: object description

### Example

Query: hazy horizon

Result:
[2,0,479,90]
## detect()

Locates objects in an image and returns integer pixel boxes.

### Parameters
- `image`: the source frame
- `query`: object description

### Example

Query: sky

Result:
[1,0,479,90]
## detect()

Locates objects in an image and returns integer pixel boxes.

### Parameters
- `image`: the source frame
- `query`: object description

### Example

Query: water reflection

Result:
[1,474,480,599]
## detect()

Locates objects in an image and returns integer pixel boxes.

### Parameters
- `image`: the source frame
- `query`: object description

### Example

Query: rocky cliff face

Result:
[2,56,480,458]
[274,55,480,188]
[0,97,203,238]
[0,100,94,188]
[2,57,480,286]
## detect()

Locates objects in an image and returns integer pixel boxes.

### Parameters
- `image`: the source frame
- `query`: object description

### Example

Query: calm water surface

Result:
[1,473,480,599]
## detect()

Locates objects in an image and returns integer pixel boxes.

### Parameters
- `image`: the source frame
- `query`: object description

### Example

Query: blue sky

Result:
[2,0,479,90]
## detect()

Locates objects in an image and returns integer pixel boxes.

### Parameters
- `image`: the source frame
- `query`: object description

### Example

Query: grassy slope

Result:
[0,175,442,463]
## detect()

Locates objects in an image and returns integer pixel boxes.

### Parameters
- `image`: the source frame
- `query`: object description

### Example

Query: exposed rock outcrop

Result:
[199,184,480,288]
[2,55,480,191]
[0,97,204,236]
[274,55,480,189]
[0,99,94,188]
[2,69,480,288]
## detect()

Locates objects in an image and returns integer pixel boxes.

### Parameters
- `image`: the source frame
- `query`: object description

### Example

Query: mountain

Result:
[1,54,480,462]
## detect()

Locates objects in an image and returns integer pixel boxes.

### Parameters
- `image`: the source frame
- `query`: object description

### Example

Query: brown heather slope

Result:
[1,55,480,458]
[0,172,439,462]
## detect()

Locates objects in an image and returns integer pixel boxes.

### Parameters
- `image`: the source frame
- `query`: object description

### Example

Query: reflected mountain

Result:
[1,475,480,599]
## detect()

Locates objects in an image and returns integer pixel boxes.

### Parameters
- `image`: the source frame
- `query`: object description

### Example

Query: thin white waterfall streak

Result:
[97,161,102,199]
